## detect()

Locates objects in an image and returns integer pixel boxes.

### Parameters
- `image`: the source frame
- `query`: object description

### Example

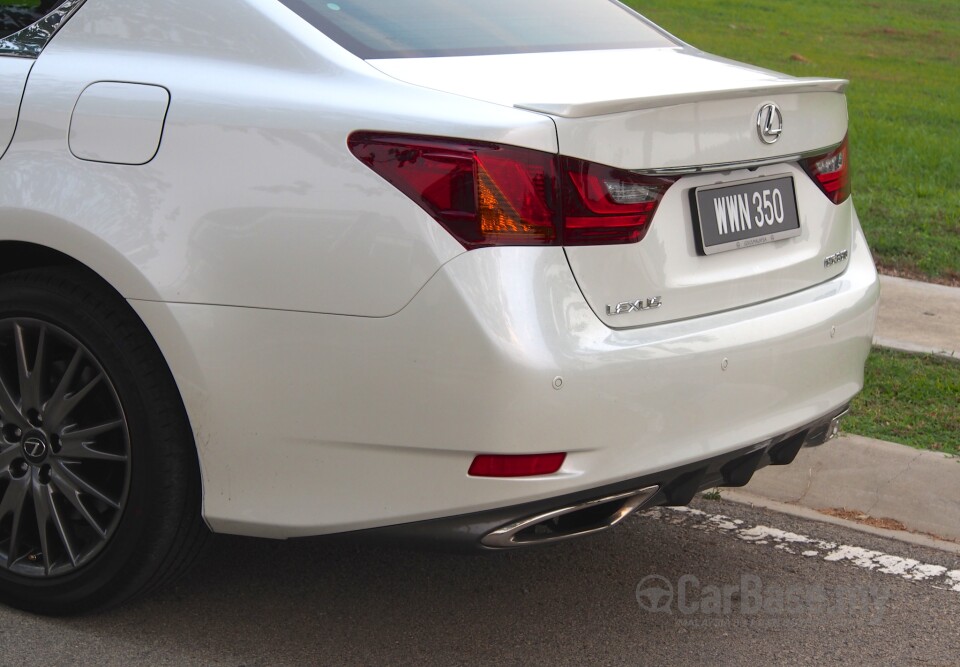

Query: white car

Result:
[0,0,879,614]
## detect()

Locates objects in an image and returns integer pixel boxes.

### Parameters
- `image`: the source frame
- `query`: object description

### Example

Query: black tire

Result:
[0,267,208,615]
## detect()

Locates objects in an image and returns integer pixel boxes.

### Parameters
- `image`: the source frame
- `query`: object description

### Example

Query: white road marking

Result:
[641,506,960,593]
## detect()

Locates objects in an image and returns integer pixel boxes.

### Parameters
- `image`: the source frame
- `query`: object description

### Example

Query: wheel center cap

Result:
[21,431,49,464]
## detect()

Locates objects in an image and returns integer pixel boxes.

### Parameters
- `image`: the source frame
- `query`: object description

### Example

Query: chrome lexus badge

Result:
[606,296,663,316]
[756,103,783,145]
[22,435,48,462]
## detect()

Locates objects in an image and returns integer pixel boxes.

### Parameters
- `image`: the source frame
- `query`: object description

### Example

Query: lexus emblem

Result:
[22,436,47,461]
[756,103,783,145]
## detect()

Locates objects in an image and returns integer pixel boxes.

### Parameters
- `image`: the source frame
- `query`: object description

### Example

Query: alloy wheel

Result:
[0,318,131,578]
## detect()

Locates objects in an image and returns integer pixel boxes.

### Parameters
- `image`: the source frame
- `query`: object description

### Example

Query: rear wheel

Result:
[0,268,208,614]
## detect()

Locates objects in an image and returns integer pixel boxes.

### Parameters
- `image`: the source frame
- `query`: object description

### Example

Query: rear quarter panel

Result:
[0,0,558,316]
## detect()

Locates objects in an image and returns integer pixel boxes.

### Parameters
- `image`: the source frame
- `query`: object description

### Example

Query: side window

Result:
[0,2,55,40]
[0,0,80,56]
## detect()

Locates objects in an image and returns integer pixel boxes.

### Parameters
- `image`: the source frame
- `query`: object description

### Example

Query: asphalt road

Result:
[1,499,957,666]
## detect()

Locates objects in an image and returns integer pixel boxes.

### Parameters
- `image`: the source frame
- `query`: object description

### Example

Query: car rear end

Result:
[0,0,883,617]
[222,0,881,540]
[133,0,881,541]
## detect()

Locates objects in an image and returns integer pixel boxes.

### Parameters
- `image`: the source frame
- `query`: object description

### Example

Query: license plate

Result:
[694,176,801,255]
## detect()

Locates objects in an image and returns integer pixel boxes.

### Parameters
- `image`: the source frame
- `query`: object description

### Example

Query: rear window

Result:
[278,0,675,59]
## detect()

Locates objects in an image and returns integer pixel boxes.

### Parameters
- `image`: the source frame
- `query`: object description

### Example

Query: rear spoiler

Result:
[515,77,849,119]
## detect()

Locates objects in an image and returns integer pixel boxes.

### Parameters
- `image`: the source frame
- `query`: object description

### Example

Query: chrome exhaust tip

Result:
[804,407,849,447]
[481,485,660,549]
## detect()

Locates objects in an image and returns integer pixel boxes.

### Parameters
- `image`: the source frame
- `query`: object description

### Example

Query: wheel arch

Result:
[0,259,211,611]
[0,241,105,280]
[0,240,209,505]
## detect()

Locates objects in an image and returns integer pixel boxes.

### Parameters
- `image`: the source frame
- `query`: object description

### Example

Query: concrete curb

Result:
[738,434,960,544]
[874,275,960,360]
[873,336,960,361]
[721,489,960,556]
[729,275,960,550]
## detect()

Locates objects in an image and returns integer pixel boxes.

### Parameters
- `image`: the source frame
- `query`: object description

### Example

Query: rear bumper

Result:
[131,214,879,539]
[351,404,849,549]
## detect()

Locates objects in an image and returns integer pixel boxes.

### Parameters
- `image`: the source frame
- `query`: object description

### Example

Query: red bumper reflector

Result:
[468,453,566,478]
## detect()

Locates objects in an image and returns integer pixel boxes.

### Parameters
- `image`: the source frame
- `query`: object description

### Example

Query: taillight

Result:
[562,157,677,245]
[348,132,676,249]
[800,135,851,204]
[348,133,559,249]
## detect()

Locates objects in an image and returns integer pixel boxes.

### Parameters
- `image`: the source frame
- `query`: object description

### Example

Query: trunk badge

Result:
[757,103,783,145]
[824,249,849,268]
[606,297,663,316]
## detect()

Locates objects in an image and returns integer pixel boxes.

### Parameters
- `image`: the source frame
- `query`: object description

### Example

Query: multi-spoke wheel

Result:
[0,318,131,578]
[0,268,207,615]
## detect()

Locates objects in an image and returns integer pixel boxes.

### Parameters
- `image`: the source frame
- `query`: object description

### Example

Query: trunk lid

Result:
[369,47,853,327]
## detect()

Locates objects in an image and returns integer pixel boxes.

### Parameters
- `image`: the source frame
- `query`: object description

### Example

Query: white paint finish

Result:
[7,0,554,315]
[647,506,960,593]
[369,41,856,329]
[516,78,848,119]
[132,225,875,537]
[369,47,845,118]
[0,0,882,538]
[0,57,33,157]
[565,168,856,329]
[69,81,170,165]
[370,48,847,168]
[551,91,847,170]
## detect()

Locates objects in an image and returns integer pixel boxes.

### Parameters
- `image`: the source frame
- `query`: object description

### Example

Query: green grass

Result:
[630,0,960,284]
[844,348,960,455]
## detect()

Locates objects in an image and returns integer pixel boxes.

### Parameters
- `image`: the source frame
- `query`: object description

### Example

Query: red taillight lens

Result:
[348,132,676,249]
[468,453,566,478]
[801,135,851,204]
[348,132,559,249]
[562,157,677,245]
